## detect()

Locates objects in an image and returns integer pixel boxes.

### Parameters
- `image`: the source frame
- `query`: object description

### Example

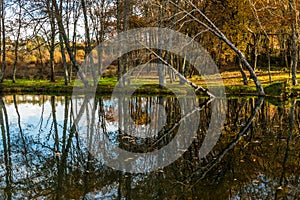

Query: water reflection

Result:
[0,95,299,199]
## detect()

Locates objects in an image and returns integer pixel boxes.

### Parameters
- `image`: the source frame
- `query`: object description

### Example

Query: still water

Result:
[0,95,299,199]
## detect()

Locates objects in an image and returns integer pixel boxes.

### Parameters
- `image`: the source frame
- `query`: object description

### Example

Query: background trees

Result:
[0,0,298,87]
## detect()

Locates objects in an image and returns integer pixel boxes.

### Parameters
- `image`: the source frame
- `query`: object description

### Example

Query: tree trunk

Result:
[0,0,6,83]
[50,3,56,82]
[71,16,79,82]
[158,0,166,87]
[179,56,186,85]
[52,0,90,87]
[253,34,260,71]
[284,38,289,71]
[289,0,298,85]
[123,0,130,86]
[116,0,123,86]
[59,0,69,85]
[267,40,272,83]
[97,0,105,76]
[81,0,97,86]
[12,0,22,83]
[238,57,248,85]
[37,39,45,78]
[236,49,264,95]
[47,0,56,82]
[70,0,81,83]
[59,33,69,85]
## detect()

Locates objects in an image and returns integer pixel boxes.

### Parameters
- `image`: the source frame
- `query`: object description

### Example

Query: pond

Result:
[0,94,299,199]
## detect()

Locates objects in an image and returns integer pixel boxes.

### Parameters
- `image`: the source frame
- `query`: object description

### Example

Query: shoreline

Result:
[0,72,299,98]
[0,81,297,98]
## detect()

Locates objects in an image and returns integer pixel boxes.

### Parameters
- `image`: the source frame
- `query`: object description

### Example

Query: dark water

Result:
[0,95,299,199]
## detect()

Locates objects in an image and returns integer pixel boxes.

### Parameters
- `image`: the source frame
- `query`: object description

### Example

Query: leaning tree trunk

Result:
[176,0,265,96]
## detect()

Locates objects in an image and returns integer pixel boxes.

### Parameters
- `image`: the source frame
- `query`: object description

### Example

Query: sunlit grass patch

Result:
[1,71,300,97]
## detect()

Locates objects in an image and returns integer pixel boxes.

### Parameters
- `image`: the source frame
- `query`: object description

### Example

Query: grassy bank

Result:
[1,71,300,97]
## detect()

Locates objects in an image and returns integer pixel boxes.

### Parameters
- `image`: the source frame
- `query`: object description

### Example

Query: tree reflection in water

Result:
[0,95,299,199]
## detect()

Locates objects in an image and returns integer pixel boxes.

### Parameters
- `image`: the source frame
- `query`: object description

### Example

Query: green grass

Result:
[192,70,300,97]
[1,71,300,97]
[0,79,74,94]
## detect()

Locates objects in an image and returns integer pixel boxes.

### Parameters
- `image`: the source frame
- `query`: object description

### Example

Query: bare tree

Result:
[52,0,90,87]
[248,0,272,83]
[89,0,110,75]
[172,0,265,96]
